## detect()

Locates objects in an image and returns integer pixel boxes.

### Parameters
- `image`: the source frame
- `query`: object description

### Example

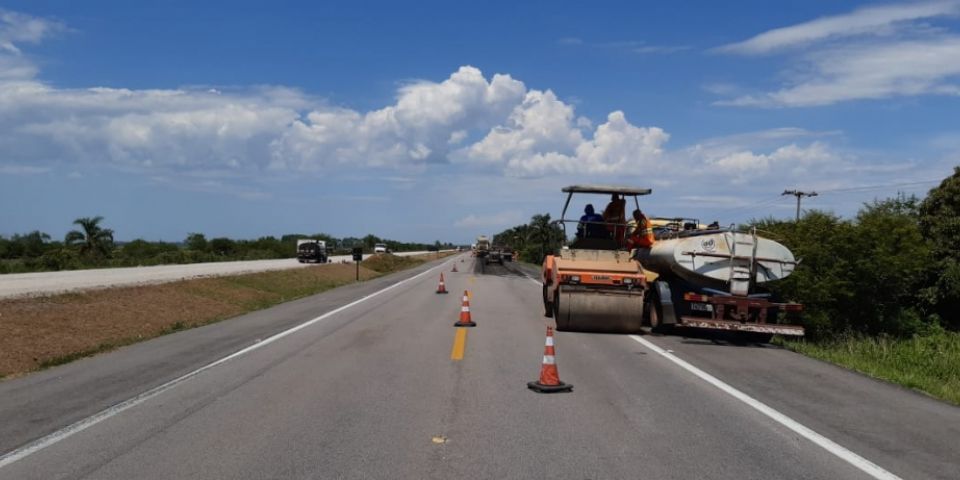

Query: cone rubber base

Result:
[527,381,573,393]
[436,290,448,294]
[454,321,476,327]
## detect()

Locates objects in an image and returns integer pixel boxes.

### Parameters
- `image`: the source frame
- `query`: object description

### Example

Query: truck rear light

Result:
[683,292,710,302]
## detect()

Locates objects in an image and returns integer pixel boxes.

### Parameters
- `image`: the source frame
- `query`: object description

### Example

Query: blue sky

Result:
[1,0,958,243]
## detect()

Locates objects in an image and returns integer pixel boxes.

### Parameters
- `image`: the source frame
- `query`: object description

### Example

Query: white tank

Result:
[638,230,796,296]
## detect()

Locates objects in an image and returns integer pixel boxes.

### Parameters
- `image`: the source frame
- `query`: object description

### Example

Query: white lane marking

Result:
[525,275,900,480]
[0,259,451,469]
[628,334,902,480]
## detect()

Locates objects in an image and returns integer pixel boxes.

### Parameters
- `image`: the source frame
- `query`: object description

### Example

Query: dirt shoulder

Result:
[0,257,440,380]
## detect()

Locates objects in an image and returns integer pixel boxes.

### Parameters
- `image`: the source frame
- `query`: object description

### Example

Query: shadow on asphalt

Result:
[670,329,783,349]
[471,258,531,278]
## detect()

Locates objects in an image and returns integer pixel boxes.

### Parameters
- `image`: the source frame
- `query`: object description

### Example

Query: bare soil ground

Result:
[0,263,394,379]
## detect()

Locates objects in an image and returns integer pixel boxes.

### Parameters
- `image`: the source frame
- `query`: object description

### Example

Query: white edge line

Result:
[627,334,902,480]
[525,275,900,480]
[0,258,452,469]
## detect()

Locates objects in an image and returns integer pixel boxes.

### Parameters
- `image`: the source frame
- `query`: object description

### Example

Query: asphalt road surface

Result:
[0,251,437,299]
[1,254,957,479]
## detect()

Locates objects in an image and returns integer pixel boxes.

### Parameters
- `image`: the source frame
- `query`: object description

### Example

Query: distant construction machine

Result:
[475,235,491,261]
[541,185,803,341]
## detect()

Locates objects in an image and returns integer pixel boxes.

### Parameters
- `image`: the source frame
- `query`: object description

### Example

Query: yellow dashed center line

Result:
[450,327,468,360]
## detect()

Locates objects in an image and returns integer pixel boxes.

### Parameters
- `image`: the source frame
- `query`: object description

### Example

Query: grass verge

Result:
[779,332,960,406]
[0,256,434,379]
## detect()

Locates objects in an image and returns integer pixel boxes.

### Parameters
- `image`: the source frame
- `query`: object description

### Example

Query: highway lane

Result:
[0,254,957,479]
[0,251,439,299]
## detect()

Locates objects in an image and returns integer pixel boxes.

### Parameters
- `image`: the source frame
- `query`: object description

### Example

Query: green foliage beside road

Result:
[780,332,960,406]
[755,168,960,404]
[0,222,455,274]
[752,195,940,339]
[752,169,960,339]
[492,213,564,264]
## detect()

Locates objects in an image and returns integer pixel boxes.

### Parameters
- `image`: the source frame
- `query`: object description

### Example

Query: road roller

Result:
[541,185,657,333]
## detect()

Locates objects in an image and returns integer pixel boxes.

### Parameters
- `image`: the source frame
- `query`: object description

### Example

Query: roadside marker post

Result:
[352,247,363,281]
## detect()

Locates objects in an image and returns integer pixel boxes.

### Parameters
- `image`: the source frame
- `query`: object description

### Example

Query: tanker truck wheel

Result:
[543,285,554,318]
[644,286,671,334]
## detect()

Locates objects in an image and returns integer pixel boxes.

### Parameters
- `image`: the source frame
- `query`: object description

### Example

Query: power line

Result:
[815,179,941,194]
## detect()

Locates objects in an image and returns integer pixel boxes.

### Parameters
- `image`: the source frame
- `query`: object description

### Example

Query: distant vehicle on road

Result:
[486,248,503,265]
[296,239,329,263]
[374,243,389,254]
[475,236,491,261]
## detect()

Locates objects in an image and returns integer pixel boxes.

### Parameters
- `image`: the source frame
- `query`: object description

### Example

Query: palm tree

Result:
[527,214,563,263]
[65,216,114,258]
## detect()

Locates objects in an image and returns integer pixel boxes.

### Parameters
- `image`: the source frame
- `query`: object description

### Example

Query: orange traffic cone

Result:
[528,327,572,393]
[454,290,476,327]
[436,273,448,294]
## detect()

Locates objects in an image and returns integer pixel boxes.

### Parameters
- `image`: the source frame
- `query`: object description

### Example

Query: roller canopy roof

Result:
[561,185,652,195]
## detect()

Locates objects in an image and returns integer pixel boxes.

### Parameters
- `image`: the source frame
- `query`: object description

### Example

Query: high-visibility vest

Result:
[628,217,655,248]
[638,219,655,247]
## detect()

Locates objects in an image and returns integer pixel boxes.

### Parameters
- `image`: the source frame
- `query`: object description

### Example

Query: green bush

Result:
[753,195,939,339]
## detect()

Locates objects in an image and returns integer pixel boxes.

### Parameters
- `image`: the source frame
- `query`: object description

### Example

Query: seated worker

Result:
[625,209,655,249]
[602,193,627,244]
[577,204,607,238]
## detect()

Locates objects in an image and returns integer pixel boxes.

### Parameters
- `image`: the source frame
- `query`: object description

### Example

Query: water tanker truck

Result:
[475,235,491,260]
[638,221,803,341]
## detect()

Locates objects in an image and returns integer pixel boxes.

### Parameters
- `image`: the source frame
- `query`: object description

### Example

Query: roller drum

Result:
[555,287,645,333]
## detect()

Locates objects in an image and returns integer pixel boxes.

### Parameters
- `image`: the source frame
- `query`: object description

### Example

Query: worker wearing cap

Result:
[577,204,606,238]
[626,209,655,249]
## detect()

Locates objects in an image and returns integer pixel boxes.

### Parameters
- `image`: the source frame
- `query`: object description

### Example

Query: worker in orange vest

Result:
[626,209,655,249]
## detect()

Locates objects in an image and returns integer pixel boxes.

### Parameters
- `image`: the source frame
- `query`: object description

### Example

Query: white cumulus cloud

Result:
[458,91,668,177]
[270,66,526,170]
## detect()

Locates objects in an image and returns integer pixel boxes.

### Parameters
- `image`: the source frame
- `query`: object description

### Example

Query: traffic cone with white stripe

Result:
[454,290,476,327]
[528,326,572,393]
[436,273,448,294]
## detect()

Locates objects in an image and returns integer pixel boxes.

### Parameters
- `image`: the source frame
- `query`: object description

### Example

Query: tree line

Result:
[754,167,960,338]
[491,213,565,265]
[0,219,454,274]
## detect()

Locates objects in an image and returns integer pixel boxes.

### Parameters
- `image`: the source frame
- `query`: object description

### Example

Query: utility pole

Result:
[782,190,818,221]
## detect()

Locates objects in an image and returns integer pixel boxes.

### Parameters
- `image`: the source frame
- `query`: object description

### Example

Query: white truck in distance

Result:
[374,243,389,254]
